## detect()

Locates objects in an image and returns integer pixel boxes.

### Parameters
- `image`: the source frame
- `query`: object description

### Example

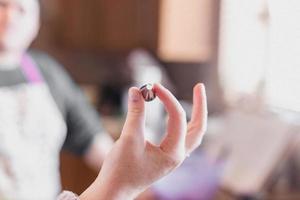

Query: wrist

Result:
[80,176,139,200]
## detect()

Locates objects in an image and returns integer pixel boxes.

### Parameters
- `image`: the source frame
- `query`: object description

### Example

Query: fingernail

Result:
[129,88,140,102]
[199,83,205,90]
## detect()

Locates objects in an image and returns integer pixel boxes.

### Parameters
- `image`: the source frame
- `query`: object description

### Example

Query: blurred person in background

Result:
[0,0,115,198]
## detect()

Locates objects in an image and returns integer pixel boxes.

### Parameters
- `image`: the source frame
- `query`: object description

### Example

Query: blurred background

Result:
[34,0,300,199]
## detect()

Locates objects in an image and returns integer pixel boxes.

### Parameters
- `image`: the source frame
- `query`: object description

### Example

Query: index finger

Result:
[153,83,187,155]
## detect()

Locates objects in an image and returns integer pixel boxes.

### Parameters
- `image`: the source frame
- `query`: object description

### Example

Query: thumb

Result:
[121,87,145,140]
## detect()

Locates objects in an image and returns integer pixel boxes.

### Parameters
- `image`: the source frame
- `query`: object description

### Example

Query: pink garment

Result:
[57,191,79,200]
[21,54,43,83]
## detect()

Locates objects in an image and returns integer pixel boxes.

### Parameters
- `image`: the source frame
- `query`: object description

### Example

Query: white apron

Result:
[0,55,67,200]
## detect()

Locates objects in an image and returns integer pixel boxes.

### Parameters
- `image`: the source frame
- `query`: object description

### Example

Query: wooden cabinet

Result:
[53,0,159,52]
[39,0,217,62]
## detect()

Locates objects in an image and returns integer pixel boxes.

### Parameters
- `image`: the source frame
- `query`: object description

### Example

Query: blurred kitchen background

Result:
[34,0,300,199]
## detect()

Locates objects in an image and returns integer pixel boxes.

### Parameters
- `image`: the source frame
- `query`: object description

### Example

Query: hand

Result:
[80,83,207,200]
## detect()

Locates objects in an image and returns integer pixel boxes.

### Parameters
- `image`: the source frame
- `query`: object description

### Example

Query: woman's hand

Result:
[80,83,207,200]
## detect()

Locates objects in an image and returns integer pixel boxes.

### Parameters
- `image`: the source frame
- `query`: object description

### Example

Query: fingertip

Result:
[193,84,199,96]
[194,83,207,101]
[153,83,172,99]
[152,83,161,93]
[191,83,208,123]
[129,87,142,103]
[199,83,206,92]
[194,83,205,92]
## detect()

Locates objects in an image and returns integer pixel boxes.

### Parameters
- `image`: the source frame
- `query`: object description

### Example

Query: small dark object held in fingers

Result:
[140,84,156,102]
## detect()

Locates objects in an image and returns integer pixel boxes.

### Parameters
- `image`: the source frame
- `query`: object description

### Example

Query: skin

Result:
[80,83,207,199]
[0,0,39,49]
